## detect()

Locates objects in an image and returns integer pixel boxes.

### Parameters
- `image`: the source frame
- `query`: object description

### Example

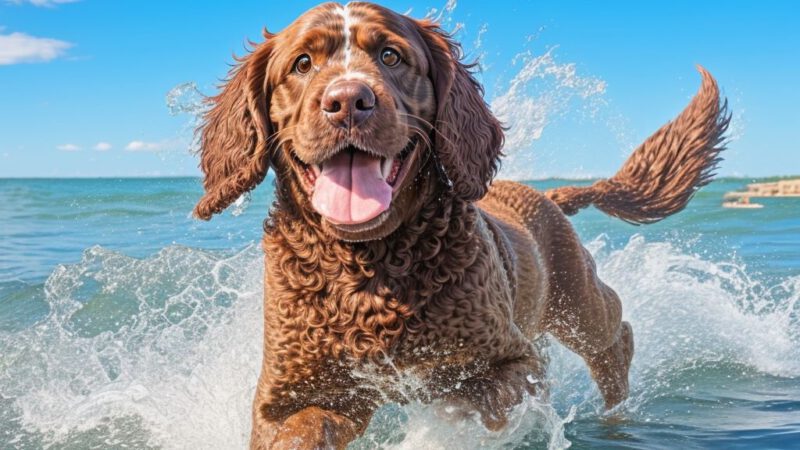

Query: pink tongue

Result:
[311,150,392,224]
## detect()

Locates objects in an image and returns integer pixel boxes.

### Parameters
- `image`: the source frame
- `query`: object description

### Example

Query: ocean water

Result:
[1,177,799,449]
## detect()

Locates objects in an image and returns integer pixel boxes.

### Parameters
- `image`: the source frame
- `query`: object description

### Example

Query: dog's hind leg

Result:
[482,181,635,409]
[533,69,727,408]
[542,240,634,410]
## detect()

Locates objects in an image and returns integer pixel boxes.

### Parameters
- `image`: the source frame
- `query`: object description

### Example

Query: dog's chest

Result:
[265,255,518,362]
[260,208,524,394]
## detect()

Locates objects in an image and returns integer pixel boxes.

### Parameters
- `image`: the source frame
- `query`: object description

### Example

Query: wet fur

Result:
[193,3,729,448]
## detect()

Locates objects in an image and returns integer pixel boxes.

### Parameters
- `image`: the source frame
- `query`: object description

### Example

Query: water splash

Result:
[490,48,607,180]
[1,234,798,448]
[351,397,574,450]
[547,235,800,418]
[0,245,264,448]
[725,89,747,144]
[606,235,798,377]
[165,83,254,217]
[347,363,572,449]
[166,82,206,117]
[230,191,251,217]
[472,23,490,66]
[165,82,207,154]
[425,0,460,29]
[421,1,610,181]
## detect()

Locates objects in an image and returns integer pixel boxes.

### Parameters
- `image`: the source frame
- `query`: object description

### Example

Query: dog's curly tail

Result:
[545,66,731,224]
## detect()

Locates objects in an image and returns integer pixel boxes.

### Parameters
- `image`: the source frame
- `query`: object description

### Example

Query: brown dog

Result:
[194,3,729,448]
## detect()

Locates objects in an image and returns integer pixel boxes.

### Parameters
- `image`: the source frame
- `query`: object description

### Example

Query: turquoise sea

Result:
[1,177,798,449]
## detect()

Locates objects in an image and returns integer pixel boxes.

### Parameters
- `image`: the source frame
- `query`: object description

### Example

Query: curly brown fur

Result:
[546,66,730,223]
[194,3,727,448]
[417,20,505,201]
[194,34,275,220]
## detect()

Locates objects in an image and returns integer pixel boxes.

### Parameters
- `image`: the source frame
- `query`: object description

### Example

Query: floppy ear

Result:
[415,20,504,201]
[194,34,275,220]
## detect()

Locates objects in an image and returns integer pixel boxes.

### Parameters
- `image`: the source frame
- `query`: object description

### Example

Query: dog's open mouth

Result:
[292,138,417,225]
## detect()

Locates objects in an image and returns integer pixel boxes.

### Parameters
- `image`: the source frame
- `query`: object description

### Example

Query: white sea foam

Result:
[547,235,800,418]
[1,245,264,448]
[2,234,797,449]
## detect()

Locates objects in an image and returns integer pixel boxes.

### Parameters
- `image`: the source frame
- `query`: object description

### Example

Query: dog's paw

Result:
[270,406,359,450]
[441,374,538,432]
[588,321,634,410]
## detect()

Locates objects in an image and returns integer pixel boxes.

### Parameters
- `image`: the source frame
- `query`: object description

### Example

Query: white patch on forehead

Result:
[335,4,355,70]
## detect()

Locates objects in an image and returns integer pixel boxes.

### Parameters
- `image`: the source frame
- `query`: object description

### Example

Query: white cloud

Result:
[56,143,80,151]
[93,142,112,151]
[0,31,72,65]
[125,140,169,152]
[6,0,80,7]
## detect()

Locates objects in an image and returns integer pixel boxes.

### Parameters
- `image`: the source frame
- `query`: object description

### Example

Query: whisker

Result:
[398,113,435,132]
[398,113,458,151]
[265,125,299,149]
[404,126,436,174]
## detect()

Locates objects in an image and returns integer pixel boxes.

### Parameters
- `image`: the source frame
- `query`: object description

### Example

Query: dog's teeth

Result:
[381,157,394,179]
[312,164,321,176]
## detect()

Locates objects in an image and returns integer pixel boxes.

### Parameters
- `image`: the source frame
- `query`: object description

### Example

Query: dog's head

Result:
[195,2,503,241]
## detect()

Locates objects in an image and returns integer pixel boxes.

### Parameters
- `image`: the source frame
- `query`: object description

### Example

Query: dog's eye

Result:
[380,48,401,67]
[293,54,312,74]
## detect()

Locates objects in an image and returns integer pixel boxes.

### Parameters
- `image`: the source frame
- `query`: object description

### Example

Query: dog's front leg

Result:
[251,405,363,450]
[440,355,546,431]
[272,406,361,450]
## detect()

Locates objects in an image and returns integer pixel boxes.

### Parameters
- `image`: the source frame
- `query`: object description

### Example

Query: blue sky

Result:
[1,0,798,178]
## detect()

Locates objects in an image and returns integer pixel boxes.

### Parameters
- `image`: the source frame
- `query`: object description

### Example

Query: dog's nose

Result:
[321,80,376,129]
